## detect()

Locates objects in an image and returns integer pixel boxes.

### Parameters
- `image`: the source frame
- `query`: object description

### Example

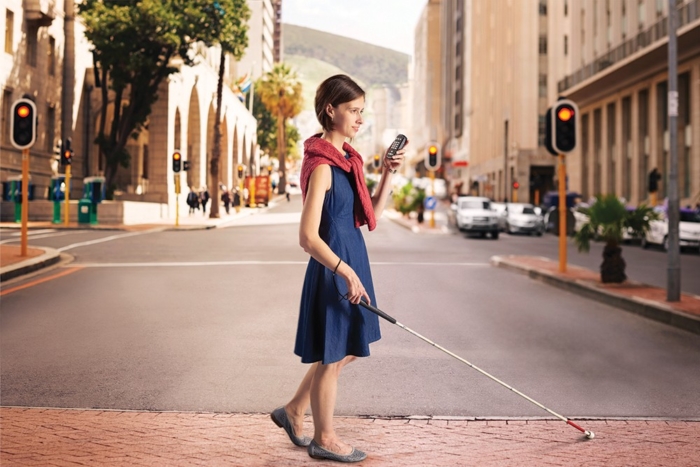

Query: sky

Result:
[281,0,427,56]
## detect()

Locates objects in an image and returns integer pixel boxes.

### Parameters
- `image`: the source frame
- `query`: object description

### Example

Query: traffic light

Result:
[60,138,73,166]
[237,165,244,179]
[183,160,190,171]
[548,99,578,154]
[373,154,380,169]
[172,151,182,173]
[426,143,441,171]
[10,99,37,149]
[512,181,520,190]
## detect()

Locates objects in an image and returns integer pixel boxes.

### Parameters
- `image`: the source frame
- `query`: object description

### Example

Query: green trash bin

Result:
[78,198,92,224]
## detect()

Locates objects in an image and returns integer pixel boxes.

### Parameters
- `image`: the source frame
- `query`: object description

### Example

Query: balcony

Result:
[24,0,56,27]
[558,0,700,94]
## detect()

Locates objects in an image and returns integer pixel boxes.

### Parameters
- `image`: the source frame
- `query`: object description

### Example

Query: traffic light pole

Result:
[20,149,29,256]
[558,154,567,273]
[64,165,71,226]
[429,170,435,229]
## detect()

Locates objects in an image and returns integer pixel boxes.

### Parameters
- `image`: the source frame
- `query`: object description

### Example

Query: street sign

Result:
[424,196,437,210]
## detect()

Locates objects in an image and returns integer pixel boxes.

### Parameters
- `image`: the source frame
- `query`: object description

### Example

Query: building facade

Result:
[234,0,275,81]
[1,0,260,222]
[552,0,700,207]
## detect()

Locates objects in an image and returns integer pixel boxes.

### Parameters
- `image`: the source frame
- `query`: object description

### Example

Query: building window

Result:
[539,35,547,54]
[456,64,461,80]
[538,115,547,146]
[539,74,547,97]
[638,89,649,201]
[581,10,585,45]
[564,0,569,16]
[2,89,12,144]
[455,113,461,132]
[48,36,56,76]
[539,0,547,15]
[622,1,628,38]
[564,35,568,56]
[455,89,461,105]
[607,103,616,195]
[26,25,38,66]
[638,0,646,28]
[456,40,461,57]
[456,16,462,33]
[4,9,13,54]
[46,105,55,152]
[142,144,149,180]
[655,0,663,15]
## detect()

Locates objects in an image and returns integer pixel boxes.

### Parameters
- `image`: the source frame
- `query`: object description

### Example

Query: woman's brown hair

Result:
[315,74,365,132]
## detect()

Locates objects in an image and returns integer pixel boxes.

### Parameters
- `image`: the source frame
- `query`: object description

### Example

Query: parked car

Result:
[491,202,508,231]
[505,203,544,235]
[642,207,700,252]
[287,173,300,188]
[450,196,500,239]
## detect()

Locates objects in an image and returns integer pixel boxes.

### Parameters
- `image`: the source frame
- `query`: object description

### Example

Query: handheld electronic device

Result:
[386,134,407,160]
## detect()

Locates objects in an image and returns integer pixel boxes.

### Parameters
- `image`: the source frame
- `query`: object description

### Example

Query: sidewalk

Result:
[1,407,697,466]
[492,255,700,335]
[384,208,451,234]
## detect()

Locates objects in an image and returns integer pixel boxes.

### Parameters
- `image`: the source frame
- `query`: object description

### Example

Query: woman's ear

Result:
[326,104,334,120]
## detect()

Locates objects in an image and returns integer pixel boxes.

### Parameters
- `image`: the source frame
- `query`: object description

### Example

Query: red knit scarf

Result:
[300,134,377,231]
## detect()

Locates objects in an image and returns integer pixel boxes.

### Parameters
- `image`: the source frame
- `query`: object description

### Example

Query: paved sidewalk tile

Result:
[1,408,698,466]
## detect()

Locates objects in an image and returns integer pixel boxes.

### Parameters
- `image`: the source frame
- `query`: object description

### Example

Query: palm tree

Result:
[574,194,658,283]
[257,64,303,194]
[204,0,250,218]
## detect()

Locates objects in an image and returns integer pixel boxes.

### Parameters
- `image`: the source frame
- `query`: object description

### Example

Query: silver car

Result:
[451,196,500,239]
[505,203,544,236]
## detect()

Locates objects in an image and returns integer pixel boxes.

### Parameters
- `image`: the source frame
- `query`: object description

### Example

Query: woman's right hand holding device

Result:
[336,260,370,305]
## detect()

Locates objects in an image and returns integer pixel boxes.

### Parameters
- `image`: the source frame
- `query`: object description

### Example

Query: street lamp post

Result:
[667,0,680,301]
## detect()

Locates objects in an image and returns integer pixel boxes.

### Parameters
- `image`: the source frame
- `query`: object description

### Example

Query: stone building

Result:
[1,0,259,223]
[551,0,700,207]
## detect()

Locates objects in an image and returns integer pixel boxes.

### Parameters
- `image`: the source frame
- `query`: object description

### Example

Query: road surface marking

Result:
[57,230,161,252]
[0,231,76,244]
[0,267,83,296]
[71,261,490,268]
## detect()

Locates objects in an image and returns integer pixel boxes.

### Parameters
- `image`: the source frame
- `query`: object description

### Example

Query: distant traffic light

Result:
[550,99,578,154]
[172,151,182,173]
[237,165,244,179]
[60,138,73,166]
[10,99,37,149]
[373,154,380,169]
[183,160,190,171]
[426,143,441,171]
[512,181,520,190]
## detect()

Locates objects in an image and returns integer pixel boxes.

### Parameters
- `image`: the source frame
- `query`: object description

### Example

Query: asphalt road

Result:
[1,195,699,419]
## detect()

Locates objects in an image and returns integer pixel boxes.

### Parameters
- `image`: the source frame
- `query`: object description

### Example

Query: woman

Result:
[271,74,406,463]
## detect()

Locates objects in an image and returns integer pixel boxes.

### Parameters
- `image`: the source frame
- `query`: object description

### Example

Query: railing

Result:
[558,0,700,93]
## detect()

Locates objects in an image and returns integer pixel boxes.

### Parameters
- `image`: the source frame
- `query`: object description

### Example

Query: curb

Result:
[491,255,700,335]
[384,210,450,234]
[0,247,62,282]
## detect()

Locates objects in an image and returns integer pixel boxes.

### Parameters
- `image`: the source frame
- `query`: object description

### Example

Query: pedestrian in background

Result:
[270,74,406,463]
[200,187,210,215]
[221,188,231,214]
[186,187,199,215]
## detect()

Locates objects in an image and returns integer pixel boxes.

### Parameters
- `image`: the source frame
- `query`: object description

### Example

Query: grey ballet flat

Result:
[307,439,367,463]
[271,406,311,447]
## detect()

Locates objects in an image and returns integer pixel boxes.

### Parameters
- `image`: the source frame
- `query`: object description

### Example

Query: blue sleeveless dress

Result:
[294,164,381,364]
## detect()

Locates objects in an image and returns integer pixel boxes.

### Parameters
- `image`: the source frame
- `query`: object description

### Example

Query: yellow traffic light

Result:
[17,105,30,118]
[428,145,438,155]
[557,107,574,122]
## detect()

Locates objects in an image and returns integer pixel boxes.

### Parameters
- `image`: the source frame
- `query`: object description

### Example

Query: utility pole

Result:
[667,0,680,301]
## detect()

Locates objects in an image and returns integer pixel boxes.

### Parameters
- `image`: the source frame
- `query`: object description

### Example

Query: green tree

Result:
[251,86,301,164]
[80,0,194,197]
[574,195,658,283]
[186,0,250,218]
[257,64,303,194]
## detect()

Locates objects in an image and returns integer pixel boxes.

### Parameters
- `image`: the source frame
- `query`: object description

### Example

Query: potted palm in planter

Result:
[574,194,657,283]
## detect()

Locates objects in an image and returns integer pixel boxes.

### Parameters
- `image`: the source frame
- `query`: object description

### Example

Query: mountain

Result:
[283,24,409,87]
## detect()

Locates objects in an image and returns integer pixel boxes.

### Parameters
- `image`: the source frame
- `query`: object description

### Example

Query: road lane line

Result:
[0,231,77,244]
[57,230,162,252]
[71,261,490,268]
[0,267,83,296]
